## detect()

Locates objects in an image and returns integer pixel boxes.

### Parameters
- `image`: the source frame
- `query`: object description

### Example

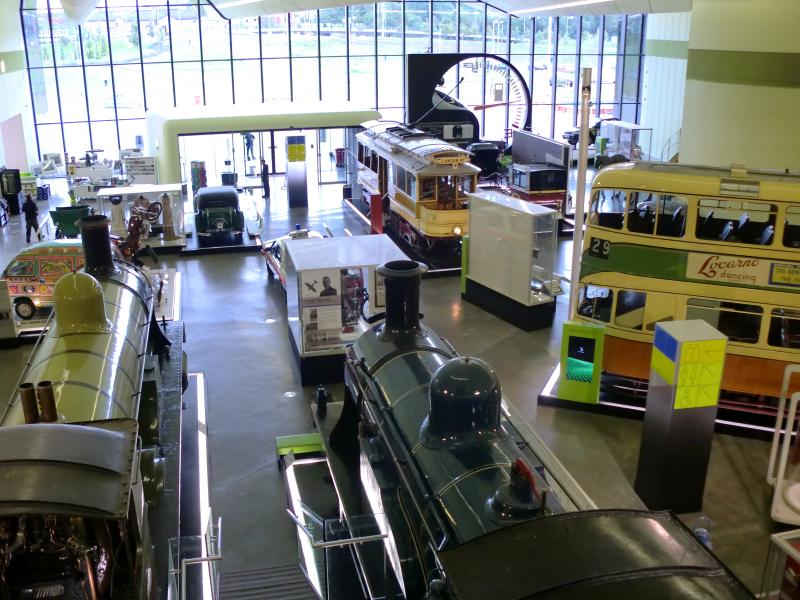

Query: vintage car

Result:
[194,185,245,236]
[2,240,84,320]
[262,228,324,287]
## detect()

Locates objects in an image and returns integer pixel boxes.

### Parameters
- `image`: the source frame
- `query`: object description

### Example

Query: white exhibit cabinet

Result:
[464,191,561,330]
[97,183,187,248]
[284,234,408,359]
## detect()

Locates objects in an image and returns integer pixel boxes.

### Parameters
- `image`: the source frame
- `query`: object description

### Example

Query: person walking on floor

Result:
[260,158,271,199]
[243,132,255,161]
[22,194,38,243]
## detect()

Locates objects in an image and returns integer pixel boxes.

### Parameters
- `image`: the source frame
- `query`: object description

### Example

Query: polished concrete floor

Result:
[0,177,782,594]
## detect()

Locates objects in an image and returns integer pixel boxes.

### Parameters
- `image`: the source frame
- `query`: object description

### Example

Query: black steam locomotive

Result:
[309,260,753,599]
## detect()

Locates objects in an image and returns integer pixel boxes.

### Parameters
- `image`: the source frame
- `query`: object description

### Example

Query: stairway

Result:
[219,564,318,600]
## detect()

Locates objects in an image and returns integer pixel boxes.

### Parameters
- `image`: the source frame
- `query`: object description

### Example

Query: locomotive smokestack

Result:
[19,383,39,424]
[78,215,117,278]
[36,381,58,423]
[377,260,427,340]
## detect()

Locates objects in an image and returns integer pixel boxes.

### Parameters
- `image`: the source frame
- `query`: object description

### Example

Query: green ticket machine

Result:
[558,320,605,403]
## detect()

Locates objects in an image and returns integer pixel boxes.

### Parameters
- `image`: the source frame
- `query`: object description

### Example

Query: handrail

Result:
[768,365,800,485]
[286,509,388,549]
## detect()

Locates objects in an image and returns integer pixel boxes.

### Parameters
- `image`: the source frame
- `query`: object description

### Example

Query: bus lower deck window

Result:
[578,285,613,322]
[768,309,800,349]
[686,298,762,343]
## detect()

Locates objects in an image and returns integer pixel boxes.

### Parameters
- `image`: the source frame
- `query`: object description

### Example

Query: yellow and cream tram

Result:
[576,161,800,413]
[356,121,480,250]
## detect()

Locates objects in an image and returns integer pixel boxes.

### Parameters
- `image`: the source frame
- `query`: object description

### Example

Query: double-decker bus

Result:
[575,161,800,418]
[355,121,480,253]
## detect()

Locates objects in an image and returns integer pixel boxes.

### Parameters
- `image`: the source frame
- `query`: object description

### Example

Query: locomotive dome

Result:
[422,356,502,446]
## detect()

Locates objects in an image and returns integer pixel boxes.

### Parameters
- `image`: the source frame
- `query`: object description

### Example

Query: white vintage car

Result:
[261,228,324,288]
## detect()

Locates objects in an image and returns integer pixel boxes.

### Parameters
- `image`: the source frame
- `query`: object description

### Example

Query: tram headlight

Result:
[453,226,462,236]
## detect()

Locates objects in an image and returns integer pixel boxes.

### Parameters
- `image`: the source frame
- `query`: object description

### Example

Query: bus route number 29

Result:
[589,237,610,259]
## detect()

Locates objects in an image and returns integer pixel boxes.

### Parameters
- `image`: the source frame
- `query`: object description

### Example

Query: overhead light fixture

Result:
[0,60,6,74]
[514,0,614,16]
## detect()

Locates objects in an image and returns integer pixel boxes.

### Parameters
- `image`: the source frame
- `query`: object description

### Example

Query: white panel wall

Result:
[0,2,37,168]
[638,12,690,161]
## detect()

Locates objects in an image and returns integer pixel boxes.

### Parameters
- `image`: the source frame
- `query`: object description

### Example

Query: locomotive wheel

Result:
[14,298,35,320]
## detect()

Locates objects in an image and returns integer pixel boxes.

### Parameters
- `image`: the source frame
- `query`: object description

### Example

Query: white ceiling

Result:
[212,0,690,19]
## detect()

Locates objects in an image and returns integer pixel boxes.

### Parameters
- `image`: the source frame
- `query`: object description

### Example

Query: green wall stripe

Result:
[687,49,800,88]
[0,51,26,74]
[645,39,688,60]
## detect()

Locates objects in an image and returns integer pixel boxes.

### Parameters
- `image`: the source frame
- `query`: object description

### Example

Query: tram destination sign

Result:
[686,252,800,289]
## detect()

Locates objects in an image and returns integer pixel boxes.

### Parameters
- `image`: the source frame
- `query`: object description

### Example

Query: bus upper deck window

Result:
[627,192,655,234]
[578,285,613,323]
[784,206,800,248]
[656,195,688,237]
[697,197,776,244]
[590,189,625,230]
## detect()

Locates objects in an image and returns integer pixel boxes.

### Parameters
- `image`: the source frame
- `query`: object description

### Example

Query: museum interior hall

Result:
[0,0,799,599]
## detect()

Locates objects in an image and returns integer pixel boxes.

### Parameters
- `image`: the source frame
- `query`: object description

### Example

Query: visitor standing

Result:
[243,132,255,161]
[260,158,271,199]
[22,194,38,243]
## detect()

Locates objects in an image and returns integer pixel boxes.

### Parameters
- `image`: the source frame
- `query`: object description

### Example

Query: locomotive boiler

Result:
[323,259,753,599]
[0,215,179,600]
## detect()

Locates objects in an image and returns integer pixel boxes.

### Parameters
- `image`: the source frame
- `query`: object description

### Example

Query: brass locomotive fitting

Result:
[19,383,39,424]
[36,381,58,423]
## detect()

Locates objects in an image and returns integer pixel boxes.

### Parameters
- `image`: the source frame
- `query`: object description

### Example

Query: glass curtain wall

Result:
[21,0,645,159]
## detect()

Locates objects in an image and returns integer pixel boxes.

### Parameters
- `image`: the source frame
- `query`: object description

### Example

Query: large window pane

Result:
[143,62,173,109]
[553,104,575,139]
[231,17,260,59]
[291,10,318,58]
[378,55,403,108]
[108,8,141,63]
[90,121,119,156]
[320,8,347,56]
[174,61,203,106]
[600,54,620,103]
[201,7,231,61]
[459,3,484,53]
[432,2,457,53]
[115,64,145,118]
[85,65,116,120]
[118,119,145,150]
[51,11,82,66]
[581,16,601,54]
[261,15,289,58]
[170,5,200,62]
[63,122,91,158]
[263,59,291,101]
[31,68,60,123]
[625,15,643,54]
[37,124,63,156]
[622,55,640,103]
[204,61,233,105]
[554,54,575,103]
[532,55,553,104]
[557,16,577,54]
[486,8,508,56]
[405,2,430,54]
[349,5,375,56]
[233,60,262,104]
[534,17,555,54]
[510,16,531,55]
[24,11,53,68]
[139,6,171,62]
[291,57,320,101]
[377,3,402,55]
[82,11,111,65]
[604,15,623,55]
[320,57,348,102]
[57,67,87,122]
[350,56,376,108]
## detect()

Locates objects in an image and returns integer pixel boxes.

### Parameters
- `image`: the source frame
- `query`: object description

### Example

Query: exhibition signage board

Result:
[125,156,158,185]
[557,320,605,404]
[686,252,800,289]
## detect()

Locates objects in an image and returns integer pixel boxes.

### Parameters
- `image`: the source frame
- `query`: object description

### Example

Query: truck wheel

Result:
[14,298,36,320]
